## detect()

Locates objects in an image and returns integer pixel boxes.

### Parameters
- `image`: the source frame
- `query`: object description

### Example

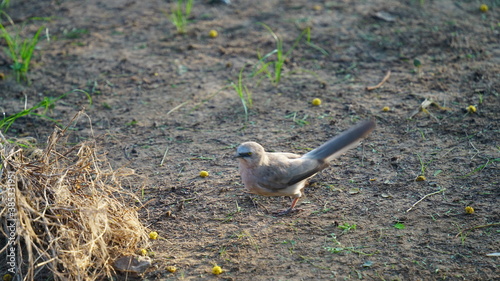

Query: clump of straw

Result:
[0,112,150,280]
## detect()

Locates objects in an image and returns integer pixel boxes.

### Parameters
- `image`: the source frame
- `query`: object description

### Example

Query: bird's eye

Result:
[239,152,252,158]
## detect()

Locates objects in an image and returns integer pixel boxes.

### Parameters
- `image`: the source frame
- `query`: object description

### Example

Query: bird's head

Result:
[235,142,266,167]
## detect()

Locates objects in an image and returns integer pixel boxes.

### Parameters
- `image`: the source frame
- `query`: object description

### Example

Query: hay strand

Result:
[1,112,150,280]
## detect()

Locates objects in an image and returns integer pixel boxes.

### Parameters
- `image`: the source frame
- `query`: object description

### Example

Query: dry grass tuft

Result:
[0,113,150,280]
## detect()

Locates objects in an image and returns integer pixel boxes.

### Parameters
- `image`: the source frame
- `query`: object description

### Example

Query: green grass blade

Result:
[20,26,44,76]
[284,28,307,58]
[231,82,248,121]
[305,41,329,55]
[0,90,91,133]
[185,0,194,17]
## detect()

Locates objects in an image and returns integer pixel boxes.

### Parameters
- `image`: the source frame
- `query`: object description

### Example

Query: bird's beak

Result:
[234,152,251,158]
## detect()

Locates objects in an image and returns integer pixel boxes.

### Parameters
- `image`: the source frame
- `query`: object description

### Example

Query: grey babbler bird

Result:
[235,120,376,215]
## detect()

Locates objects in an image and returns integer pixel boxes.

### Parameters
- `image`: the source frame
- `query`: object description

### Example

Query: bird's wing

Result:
[285,158,328,186]
[304,120,375,162]
[255,154,327,191]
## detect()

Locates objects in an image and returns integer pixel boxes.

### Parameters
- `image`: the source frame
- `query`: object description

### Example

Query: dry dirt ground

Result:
[1,0,499,280]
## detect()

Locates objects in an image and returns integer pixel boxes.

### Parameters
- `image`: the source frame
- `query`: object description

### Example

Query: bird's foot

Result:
[273,208,302,216]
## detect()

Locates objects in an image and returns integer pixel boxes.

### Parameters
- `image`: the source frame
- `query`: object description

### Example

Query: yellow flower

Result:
[149,231,159,240]
[140,248,148,256]
[199,171,209,178]
[209,30,218,38]
[465,206,475,214]
[312,5,322,11]
[416,175,426,181]
[467,105,476,113]
[212,265,223,275]
[382,106,390,112]
[312,98,322,106]
[480,4,489,12]
[166,266,177,273]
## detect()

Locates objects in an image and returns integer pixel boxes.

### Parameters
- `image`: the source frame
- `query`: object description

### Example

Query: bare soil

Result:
[1,0,499,280]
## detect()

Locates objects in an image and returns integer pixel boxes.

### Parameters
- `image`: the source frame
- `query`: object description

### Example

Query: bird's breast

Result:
[238,162,304,197]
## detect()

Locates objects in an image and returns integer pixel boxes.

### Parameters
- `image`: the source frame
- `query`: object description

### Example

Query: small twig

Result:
[0,130,7,143]
[468,139,479,160]
[160,146,169,166]
[366,70,391,91]
[455,222,500,238]
[166,101,189,116]
[406,188,446,212]
[440,147,456,158]
[31,172,66,177]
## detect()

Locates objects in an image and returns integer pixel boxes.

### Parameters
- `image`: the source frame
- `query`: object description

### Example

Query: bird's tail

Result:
[304,120,376,162]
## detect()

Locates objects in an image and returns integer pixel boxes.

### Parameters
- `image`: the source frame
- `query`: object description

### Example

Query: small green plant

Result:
[285,112,309,127]
[218,246,228,258]
[125,120,138,126]
[416,153,427,177]
[0,90,91,133]
[324,233,375,256]
[0,23,44,83]
[453,223,468,246]
[223,201,242,222]
[253,23,313,85]
[63,28,89,39]
[394,222,406,229]
[231,66,252,121]
[462,157,500,178]
[168,0,194,34]
[281,239,297,254]
[413,58,423,77]
[338,223,357,233]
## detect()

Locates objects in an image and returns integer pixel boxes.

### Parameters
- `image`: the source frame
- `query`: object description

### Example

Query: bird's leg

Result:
[274,197,301,216]
[289,197,300,209]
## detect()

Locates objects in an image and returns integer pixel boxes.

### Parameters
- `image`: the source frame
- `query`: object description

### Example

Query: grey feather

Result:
[304,120,375,162]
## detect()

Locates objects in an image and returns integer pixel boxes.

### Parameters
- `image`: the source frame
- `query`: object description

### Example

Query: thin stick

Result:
[406,188,446,212]
[366,70,391,91]
[468,139,479,160]
[166,101,189,116]
[0,130,7,143]
[160,146,169,166]
[455,222,500,238]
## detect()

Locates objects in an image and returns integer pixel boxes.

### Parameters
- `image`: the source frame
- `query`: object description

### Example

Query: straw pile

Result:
[0,115,150,280]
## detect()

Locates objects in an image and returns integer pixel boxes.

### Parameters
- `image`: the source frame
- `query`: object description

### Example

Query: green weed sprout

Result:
[394,222,406,229]
[0,89,91,133]
[338,223,357,233]
[0,0,10,10]
[0,23,44,83]
[285,112,309,127]
[169,0,194,34]
[253,23,324,85]
[231,66,252,122]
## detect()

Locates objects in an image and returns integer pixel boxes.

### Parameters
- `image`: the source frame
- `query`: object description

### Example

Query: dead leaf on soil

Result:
[373,11,397,22]
[381,193,392,198]
[348,187,360,194]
